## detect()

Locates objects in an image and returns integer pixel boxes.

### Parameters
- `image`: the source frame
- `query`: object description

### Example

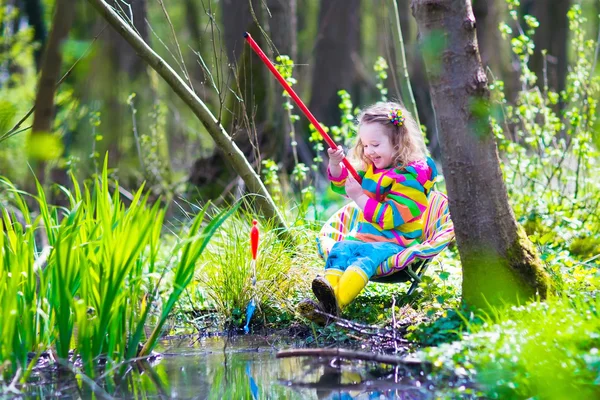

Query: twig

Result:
[56,360,114,400]
[311,308,409,343]
[1,25,108,142]
[276,348,426,366]
[87,0,289,233]
[156,0,194,91]
[5,367,22,395]
[391,295,398,354]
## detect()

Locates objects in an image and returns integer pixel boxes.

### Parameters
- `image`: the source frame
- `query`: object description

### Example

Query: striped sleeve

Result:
[328,165,348,196]
[328,167,366,197]
[363,170,427,230]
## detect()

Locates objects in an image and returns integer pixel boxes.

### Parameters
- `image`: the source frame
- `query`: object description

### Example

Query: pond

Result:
[21,335,471,399]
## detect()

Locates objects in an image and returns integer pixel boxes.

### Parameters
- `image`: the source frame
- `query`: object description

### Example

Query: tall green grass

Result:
[196,211,317,328]
[0,160,235,383]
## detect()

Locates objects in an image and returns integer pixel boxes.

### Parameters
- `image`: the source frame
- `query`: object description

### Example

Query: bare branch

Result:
[87,0,289,233]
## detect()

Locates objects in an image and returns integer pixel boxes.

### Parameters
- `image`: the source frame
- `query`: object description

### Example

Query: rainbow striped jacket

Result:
[328,157,438,247]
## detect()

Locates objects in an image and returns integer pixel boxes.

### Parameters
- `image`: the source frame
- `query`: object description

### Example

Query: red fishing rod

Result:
[244,32,362,183]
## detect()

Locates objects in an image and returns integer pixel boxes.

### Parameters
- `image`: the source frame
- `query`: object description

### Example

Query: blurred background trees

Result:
[0,0,598,203]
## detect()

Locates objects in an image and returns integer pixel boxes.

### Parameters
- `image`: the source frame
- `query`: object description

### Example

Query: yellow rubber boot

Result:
[324,269,342,289]
[336,267,369,309]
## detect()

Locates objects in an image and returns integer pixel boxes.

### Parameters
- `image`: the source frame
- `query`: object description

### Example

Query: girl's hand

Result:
[345,175,363,200]
[327,147,345,167]
[327,147,345,178]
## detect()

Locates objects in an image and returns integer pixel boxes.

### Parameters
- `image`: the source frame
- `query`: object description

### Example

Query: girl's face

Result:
[359,122,395,169]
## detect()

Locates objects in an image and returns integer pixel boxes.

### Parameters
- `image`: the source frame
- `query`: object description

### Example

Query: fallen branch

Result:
[311,308,410,344]
[276,348,427,367]
[278,378,423,392]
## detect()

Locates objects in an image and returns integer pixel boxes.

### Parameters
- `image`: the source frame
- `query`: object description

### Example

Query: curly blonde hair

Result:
[351,101,427,170]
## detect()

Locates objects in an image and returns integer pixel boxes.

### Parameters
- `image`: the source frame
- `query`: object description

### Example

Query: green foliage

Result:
[329,90,358,150]
[344,283,406,325]
[423,294,600,399]
[407,307,483,347]
[374,57,389,101]
[0,158,233,382]
[492,4,600,292]
[417,4,600,398]
[0,5,37,183]
[196,210,300,329]
[305,323,351,346]
[261,158,282,205]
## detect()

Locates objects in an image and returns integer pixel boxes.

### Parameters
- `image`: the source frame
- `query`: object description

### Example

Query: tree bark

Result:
[30,0,75,182]
[472,0,516,100]
[22,0,47,70]
[521,0,571,94]
[395,0,440,158]
[87,0,288,232]
[411,0,551,308]
[308,0,360,128]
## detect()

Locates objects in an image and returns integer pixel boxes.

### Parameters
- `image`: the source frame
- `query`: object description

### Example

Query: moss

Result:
[462,226,552,310]
[505,225,552,300]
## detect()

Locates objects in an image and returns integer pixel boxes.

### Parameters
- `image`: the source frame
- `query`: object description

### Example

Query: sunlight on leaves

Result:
[27,132,64,161]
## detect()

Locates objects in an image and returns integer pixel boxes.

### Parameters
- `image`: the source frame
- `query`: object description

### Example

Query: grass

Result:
[195,209,318,329]
[0,159,236,383]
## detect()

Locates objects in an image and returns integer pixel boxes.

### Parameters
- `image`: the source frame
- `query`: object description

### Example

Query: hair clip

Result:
[388,109,405,126]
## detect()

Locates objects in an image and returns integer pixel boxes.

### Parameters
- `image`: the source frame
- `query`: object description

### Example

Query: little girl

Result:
[298,101,438,323]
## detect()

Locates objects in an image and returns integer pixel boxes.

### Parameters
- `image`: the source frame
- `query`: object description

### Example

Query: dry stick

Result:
[87,0,289,234]
[280,378,421,392]
[391,295,398,354]
[276,348,426,367]
[57,360,114,400]
[311,308,409,343]
[1,25,108,142]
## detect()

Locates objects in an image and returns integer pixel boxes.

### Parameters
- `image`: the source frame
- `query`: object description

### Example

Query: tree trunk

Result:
[308,0,360,128]
[395,0,440,158]
[22,0,47,70]
[30,0,75,182]
[184,0,218,106]
[411,0,551,308]
[472,0,517,100]
[522,0,571,94]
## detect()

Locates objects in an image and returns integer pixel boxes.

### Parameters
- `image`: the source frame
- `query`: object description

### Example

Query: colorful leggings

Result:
[325,240,405,279]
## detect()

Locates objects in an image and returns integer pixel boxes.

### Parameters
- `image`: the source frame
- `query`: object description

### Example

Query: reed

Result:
[0,159,235,382]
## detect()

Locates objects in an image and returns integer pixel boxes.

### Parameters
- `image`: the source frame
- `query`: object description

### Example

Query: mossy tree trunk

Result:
[411,0,551,308]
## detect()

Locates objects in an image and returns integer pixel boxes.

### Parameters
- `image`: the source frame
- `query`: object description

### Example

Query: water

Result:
[19,335,465,399]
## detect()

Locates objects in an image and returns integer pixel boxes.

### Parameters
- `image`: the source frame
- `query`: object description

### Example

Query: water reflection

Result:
[20,336,453,399]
